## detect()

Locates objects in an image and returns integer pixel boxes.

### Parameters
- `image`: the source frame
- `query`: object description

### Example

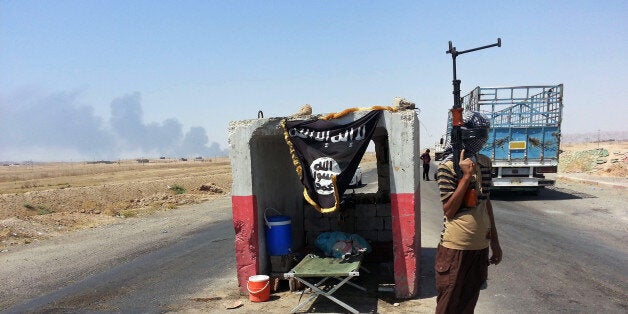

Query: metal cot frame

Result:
[284,254,366,314]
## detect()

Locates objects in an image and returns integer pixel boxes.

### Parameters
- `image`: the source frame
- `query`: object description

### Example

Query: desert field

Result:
[0,158,232,249]
[1,141,626,249]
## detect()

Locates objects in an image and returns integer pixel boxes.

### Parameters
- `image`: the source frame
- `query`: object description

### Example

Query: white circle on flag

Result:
[310,157,340,195]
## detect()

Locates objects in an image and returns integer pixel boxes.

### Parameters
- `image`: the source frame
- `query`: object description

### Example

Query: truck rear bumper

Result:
[492,177,555,187]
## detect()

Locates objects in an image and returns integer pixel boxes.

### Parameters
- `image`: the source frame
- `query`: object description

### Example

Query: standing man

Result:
[420,149,431,181]
[435,111,502,313]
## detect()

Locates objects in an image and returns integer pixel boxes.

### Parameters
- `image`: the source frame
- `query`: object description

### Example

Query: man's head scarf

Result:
[441,110,490,162]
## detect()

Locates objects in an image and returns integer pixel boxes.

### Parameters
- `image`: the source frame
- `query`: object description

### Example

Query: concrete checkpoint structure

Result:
[228,108,421,298]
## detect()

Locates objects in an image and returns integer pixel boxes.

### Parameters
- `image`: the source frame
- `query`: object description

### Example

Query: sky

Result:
[1,1,626,162]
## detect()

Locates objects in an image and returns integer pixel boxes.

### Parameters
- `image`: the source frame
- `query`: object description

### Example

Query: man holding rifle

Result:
[435,110,502,313]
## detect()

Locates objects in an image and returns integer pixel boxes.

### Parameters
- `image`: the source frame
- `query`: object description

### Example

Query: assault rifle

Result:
[446,38,501,176]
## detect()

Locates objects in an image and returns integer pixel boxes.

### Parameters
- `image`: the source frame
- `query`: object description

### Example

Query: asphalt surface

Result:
[421,163,627,313]
[1,197,239,313]
[7,221,235,312]
[554,172,628,189]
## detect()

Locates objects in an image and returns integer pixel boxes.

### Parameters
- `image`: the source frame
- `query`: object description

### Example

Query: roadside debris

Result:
[225,300,243,309]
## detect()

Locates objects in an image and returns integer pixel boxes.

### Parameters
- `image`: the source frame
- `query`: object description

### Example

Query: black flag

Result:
[283,110,381,213]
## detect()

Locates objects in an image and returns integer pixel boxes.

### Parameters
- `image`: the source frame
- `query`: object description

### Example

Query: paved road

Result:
[2,166,626,313]
[420,177,627,313]
[1,197,239,313]
[355,163,626,312]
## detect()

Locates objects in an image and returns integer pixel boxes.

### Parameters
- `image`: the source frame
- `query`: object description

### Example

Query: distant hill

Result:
[562,131,628,144]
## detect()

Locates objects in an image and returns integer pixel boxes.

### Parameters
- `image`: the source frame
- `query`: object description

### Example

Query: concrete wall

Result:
[228,109,421,298]
[229,118,305,284]
[303,201,393,245]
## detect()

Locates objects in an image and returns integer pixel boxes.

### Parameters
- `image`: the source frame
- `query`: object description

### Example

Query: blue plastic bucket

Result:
[265,209,292,256]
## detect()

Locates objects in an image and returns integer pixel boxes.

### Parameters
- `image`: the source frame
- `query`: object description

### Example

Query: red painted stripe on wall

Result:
[231,195,259,292]
[390,190,421,298]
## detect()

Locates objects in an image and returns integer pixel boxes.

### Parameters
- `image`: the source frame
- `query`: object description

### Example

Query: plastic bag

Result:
[315,231,371,259]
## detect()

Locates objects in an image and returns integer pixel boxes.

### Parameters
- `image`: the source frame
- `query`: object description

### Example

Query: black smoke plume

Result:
[0,90,227,162]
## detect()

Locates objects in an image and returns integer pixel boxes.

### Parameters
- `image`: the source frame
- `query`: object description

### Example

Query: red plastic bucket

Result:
[247,275,270,302]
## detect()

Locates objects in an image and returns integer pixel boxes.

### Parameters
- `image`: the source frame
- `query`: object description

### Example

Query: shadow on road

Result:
[419,247,437,299]
[491,186,596,201]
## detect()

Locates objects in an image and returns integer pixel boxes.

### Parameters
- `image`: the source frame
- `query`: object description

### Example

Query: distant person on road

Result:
[420,149,431,181]
[435,111,502,314]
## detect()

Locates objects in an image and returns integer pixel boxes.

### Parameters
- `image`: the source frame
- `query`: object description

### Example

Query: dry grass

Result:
[0,158,232,248]
[0,159,227,194]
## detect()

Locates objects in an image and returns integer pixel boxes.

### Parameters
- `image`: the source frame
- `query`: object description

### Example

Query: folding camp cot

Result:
[283,254,366,314]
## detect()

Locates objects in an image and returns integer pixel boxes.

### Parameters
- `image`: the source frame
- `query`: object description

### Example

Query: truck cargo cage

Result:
[461,85,563,128]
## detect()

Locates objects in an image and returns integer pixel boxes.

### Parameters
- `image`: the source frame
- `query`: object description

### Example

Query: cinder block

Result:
[376,203,391,217]
[338,217,356,233]
[329,218,343,231]
[341,220,357,231]
[356,217,384,230]
[323,210,341,218]
[355,204,377,217]
[340,205,358,218]
[305,232,318,246]
[304,206,322,218]
[378,230,393,242]
[304,217,330,232]
[383,216,392,230]
[354,230,378,242]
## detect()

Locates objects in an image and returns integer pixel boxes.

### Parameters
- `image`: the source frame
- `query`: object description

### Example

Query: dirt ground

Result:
[0,158,232,249]
[559,141,628,176]
[1,141,625,250]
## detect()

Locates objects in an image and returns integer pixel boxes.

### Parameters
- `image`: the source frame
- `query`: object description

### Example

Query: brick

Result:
[355,204,377,217]
[337,217,356,233]
[329,218,343,231]
[305,232,318,246]
[355,230,378,242]
[356,217,384,231]
[383,217,392,230]
[378,230,393,242]
[304,217,330,232]
[341,206,359,218]
[376,203,391,217]
[304,206,322,218]
[323,209,341,218]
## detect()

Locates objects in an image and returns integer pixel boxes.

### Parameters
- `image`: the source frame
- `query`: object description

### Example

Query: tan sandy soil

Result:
[558,140,628,176]
[0,158,232,249]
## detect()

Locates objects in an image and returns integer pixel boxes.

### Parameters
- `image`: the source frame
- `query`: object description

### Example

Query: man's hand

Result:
[489,239,502,265]
[459,149,475,177]
[442,149,476,220]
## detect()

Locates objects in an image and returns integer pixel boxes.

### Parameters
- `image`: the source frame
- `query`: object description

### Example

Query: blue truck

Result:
[439,85,564,194]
